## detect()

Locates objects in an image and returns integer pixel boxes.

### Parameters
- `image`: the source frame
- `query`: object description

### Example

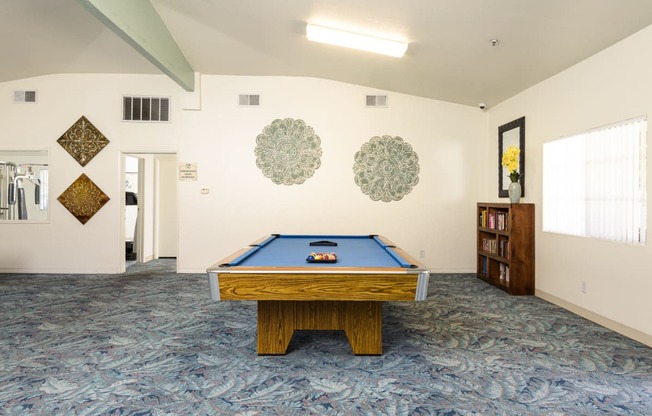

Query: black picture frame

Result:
[498,116,525,198]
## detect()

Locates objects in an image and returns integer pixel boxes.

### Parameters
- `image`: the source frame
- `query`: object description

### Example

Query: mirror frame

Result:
[498,116,525,198]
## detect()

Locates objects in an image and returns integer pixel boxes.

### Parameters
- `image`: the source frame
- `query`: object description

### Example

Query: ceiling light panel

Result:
[306,24,408,58]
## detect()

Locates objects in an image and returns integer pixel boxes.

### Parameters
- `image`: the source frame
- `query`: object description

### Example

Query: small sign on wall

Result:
[179,163,197,181]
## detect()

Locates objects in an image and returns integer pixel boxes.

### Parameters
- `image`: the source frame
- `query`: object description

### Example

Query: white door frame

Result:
[120,151,178,273]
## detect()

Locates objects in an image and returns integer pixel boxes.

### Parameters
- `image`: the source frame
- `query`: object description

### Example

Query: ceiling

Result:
[3,0,652,107]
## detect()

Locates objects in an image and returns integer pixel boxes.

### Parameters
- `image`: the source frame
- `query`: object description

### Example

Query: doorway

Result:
[121,152,178,272]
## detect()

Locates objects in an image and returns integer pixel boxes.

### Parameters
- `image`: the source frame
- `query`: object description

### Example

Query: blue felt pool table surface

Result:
[220,234,416,269]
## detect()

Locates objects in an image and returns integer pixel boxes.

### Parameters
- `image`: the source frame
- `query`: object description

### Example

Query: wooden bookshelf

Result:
[477,202,534,295]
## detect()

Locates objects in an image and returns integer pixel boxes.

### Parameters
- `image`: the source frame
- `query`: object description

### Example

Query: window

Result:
[543,117,647,244]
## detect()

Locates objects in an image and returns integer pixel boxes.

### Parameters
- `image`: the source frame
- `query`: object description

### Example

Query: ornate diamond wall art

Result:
[353,135,420,202]
[255,118,322,185]
[57,115,109,167]
[57,173,110,224]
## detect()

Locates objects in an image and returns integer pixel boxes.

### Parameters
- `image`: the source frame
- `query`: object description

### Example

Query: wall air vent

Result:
[365,95,388,107]
[13,90,37,104]
[123,96,170,122]
[238,94,260,106]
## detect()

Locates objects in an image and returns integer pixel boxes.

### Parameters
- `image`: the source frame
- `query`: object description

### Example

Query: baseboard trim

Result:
[536,289,652,348]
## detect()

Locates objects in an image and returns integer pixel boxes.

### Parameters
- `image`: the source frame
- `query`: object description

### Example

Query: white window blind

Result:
[543,117,647,244]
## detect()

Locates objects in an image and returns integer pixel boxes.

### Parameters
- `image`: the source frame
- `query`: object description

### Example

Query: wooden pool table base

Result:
[257,300,382,355]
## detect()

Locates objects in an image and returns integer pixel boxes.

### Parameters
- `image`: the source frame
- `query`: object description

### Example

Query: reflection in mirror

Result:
[0,150,49,221]
[498,117,525,198]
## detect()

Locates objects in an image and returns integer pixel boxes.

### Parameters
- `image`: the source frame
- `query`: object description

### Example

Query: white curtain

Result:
[543,117,647,244]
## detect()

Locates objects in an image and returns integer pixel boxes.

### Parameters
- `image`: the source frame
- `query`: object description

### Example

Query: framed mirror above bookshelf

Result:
[498,117,525,198]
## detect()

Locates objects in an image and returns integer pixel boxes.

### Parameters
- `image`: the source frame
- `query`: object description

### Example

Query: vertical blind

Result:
[543,117,647,244]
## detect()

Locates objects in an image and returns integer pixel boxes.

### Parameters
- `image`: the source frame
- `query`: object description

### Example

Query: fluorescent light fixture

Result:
[306,24,407,58]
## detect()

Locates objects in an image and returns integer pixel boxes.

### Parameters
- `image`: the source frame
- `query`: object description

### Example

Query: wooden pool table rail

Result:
[216,273,419,301]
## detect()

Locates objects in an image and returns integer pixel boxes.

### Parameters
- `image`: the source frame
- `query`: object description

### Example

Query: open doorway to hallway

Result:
[121,152,178,273]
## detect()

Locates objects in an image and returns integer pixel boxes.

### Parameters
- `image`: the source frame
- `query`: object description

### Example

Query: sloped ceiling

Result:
[2,0,652,107]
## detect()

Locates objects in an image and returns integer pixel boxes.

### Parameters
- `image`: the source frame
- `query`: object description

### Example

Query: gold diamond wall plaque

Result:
[57,174,110,225]
[57,115,109,167]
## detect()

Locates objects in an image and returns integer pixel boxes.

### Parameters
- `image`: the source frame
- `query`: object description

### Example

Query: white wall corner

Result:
[181,72,201,110]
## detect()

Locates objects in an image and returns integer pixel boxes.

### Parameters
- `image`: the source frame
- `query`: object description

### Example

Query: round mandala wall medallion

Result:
[353,135,420,202]
[255,118,322,185]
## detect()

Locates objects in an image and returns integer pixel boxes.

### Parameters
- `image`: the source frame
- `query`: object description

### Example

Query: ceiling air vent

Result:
[123,96,170,122]
[14,90,37,104]
[366,95,387,107]
[238,94,260,106]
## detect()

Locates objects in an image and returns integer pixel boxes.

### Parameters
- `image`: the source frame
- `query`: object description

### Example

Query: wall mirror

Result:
[0,150,49,221]
[498,117,525,198]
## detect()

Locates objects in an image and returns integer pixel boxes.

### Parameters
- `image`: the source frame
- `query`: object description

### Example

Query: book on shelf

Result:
[479,210,488,227]
[496,212,508,231]
[481,238,497,254]
[499,263,510,285]
[479,209,508,231]
[499,240,510,258]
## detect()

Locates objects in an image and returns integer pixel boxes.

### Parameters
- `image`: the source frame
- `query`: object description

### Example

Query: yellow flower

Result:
[501,146,520,174]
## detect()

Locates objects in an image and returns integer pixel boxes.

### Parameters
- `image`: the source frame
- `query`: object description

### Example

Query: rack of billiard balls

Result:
[306,252,337,263]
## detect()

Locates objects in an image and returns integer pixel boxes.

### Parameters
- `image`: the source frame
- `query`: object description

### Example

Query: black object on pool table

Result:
[309,240,338,246]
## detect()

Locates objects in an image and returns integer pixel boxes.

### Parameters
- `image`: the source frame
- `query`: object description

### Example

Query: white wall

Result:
[0,74,487,274]
[487,25,652,343]
[177,76,488,273]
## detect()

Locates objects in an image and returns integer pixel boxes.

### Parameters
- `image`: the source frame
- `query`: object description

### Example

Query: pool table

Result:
[207,234,429,355]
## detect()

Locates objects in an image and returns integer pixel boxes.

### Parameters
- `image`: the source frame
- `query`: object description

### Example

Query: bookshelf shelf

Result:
[477,202,534,295]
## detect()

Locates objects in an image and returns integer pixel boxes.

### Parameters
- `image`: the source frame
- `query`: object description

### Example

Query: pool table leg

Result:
[257,300,296,355]
[341,301,382,355]
[257,300,382,355]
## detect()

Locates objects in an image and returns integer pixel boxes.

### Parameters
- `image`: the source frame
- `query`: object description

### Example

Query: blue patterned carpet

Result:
[1,259,651,415]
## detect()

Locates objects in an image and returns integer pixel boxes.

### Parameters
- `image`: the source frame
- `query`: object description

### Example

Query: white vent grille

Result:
[238,94,260,106]
[123,96,170,122]
[13,90,37,104]
[366,95,387,107]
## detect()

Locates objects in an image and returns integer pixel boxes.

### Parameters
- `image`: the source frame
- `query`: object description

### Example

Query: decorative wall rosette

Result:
[57,115,109,167]
[353,135,420,202]
[254,118,322,185]
[57,173,110,224]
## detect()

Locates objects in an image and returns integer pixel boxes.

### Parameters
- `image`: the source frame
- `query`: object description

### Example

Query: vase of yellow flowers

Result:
[501,146,521,203]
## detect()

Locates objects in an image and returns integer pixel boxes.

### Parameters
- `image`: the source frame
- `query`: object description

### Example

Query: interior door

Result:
[155,156,177,258]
